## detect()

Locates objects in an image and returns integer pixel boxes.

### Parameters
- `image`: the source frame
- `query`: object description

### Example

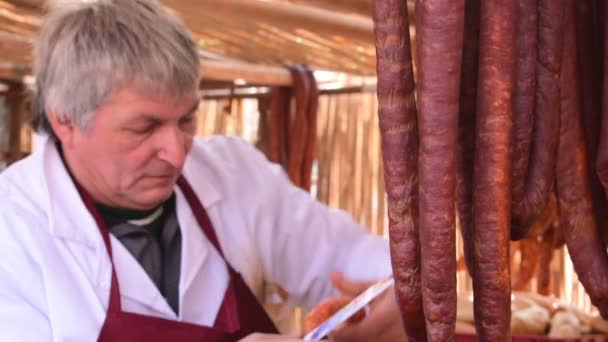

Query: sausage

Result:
[597,0,608,206]
[512,191,558,240]
[372,0,427,340]
[575,0,608,245]
[300,68,319,192]
[268,87,290,166]
[472,0,516,339]
[415,0,464,339]
[537,228,554,296]
[510,0,537,223]
[286,66,310,187]
[512,237,540,292]
[456,0,480,278]
[511,0,565,228]
[552,219,566,249]
[525,192,557,238]
[557,4,608,318]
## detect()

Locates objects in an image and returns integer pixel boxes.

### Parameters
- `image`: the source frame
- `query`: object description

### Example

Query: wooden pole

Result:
[8,0,44,10]
[0,57,292,88]
[200,60,293,86]
[170,0,374,42]
[285,0,372,17]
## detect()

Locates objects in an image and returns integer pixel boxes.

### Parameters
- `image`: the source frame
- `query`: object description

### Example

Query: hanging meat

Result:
[597,1,608,203]
[415,0,464,339]
[456,0,480,278]
[369,0,608,338]
[372,0,427,340]
[557,2,608,318]
[511,0,565,230]
[471,1,516,339]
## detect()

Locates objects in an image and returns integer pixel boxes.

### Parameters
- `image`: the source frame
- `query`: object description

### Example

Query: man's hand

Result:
[328,272,407,342]
[239,333,304,341]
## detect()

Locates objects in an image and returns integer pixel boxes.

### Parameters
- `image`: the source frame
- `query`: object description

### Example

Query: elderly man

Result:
[0,0,404,341]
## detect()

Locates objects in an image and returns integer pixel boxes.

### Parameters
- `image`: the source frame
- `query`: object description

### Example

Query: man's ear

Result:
[47,112,75,146]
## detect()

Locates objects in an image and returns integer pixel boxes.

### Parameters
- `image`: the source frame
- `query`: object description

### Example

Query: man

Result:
[0,0,403,340]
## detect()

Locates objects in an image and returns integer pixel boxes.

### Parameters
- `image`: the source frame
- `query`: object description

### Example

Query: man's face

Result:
[55,85,199,209]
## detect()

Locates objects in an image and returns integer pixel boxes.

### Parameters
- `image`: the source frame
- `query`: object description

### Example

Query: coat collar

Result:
[37,134,223,245]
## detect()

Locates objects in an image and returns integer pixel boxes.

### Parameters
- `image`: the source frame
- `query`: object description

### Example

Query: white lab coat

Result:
[0,134,391,341]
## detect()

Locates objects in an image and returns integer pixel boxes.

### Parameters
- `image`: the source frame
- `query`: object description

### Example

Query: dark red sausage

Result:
[472,0,516,339]
[557,3,608,318]
[415,0,464,340]
[522,192,557,239]
[512,237,540,292]
[372,0,427,340]
[510,0,537,225]
[552,220,566,249]
[511,0,565,228]
[575,0,608,244]
[597,1,608,206]
[300,68,318,192]
[286,66,310,187]
[537,228,554,296]
[456,0,480,278]
[268,87,290,166]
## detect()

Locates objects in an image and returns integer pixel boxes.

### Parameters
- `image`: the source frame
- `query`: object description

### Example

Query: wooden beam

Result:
[7,0,45,9]
[200,59,293,86]
[171,0,374,42]
[0,56,291,87]
[4,0,44,12]
[278,0,415,22]
[285,0,372,17]
[201,83,377,100]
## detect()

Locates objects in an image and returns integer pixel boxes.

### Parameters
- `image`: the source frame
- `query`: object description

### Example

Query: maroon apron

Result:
[77,176,278,341]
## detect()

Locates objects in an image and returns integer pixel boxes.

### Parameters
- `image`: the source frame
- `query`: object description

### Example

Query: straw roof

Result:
[0,0,415,83]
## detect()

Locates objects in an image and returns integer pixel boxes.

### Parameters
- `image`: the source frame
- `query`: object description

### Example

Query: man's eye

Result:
[129,123,156,134]
[180,116,195,126]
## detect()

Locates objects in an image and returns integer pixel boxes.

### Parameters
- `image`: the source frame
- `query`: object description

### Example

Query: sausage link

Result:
[511,0,565,228]
[456,0,480,278]
[372,0,427,340]
[557,3,608,318]
[268,87,290,166]
[510,0,537,218]
[526,192,557,238]
[552,219,566,249]
[597,0,608,210]
[537,228,554,296]
[512,237,540,291]
[575,0,608,244]
[286,66,310,187]
[300,68,319,192]
[415,0,464,340]
[511,0,537,240]
[512,191,557,240]
[472,1,516,340]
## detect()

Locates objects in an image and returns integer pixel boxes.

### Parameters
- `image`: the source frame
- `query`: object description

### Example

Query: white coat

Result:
[0,134,391,341]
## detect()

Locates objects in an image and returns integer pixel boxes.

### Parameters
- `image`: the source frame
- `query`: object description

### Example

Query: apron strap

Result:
[176,176,228,260]
[77,184,123,315]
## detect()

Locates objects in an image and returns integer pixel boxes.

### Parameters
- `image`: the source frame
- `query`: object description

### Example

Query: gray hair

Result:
[33,0,200,138]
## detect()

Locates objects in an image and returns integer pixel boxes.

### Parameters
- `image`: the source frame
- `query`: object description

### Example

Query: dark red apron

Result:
[77,176,278,341]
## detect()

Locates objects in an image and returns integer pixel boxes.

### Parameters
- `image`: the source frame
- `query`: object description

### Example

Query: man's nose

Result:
[157,126,189,169]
